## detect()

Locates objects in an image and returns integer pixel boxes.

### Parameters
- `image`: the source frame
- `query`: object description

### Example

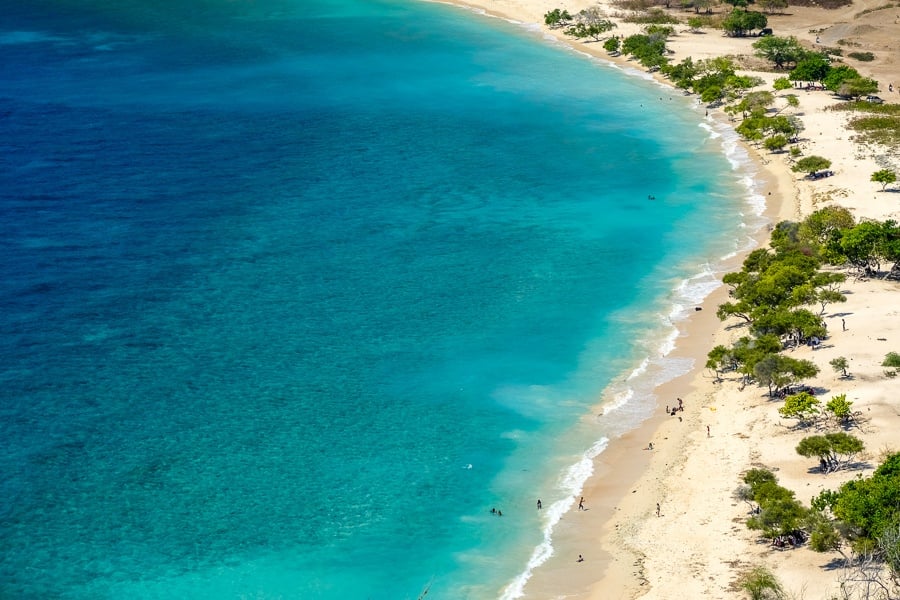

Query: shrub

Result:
[739,565,785,600]
[847,51,875,61]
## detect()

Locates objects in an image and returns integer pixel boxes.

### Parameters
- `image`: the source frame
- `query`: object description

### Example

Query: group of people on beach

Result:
[666,397,684,416]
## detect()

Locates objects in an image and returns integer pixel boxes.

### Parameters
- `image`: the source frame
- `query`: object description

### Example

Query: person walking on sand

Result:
[707,425,710,437]
[842,318,846,331]
[578,496,585,511]
[656,503,661,517]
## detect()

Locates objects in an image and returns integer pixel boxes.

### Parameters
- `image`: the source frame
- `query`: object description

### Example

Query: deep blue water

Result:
[0,1,760,598]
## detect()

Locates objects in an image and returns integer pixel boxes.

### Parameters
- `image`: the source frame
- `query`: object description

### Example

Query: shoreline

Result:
[434,0,899,597]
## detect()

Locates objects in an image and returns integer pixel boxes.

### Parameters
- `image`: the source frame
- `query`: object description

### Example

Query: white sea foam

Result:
[698,121,721,139]
[627,356,651,381]
[600,388,633,415]
[499,437,609,600]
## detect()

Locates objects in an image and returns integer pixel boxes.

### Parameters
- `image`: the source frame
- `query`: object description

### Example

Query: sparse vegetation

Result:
[623,8,681,24]
[739,565,786,600]
[832,102,900,147]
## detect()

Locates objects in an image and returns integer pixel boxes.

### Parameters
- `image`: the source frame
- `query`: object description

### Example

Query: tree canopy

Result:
[722,9,767,37]
[792,155,831,176]
[871,169,897,191]
[753,36,806,70]
[796,432,864,473]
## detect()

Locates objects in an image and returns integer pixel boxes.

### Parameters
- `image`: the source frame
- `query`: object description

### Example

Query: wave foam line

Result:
[498,437,610,600]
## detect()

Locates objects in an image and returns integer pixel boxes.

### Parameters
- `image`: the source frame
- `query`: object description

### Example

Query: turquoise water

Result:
[0,1,762,598]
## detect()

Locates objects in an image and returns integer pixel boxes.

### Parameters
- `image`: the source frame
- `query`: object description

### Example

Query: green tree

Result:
[744,468,778,490]
[823,65,861,92]
[701,85,724,104]
[840,221,887,273]
[796,432,864,472]
[829,357,850,379]
[773,77,792,91]
[825,393,853,425]
[778,390,820,426]
[544,8,573,28]
[871,169,897,192]
[722,9,767,37]
[603,36,621,53]
[755,355,818,397]
[792,155,831,176]
[819,453,900,552]
[706,344,734,381]
[789,54,830,84]
[798,205,855,261]
[687,16,703,32]
[747,480,808,538]
[764,134,788,153]
[752,36,805,70]
[567,20,617,41]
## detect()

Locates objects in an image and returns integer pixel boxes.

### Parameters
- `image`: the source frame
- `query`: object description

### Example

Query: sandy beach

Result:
[440,0,900,597]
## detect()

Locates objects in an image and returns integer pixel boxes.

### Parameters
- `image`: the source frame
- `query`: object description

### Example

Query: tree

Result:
[755,355,818,397]
[706,344,734,381]
[544,8,573,28]
[747,480,808,539]
[752,36,805,70]
[722,9,767,37]
[796,432,864,472]
[603,36,621,53]
[701,85,724,105]
[830,357,850,379]
[818,453,900,552]
[823,65,861,93]
[778,390,820,426]
[798,206,855,262]
[743,470,804,538]
[825,393,853,425]
[789,54,830,85]
[764,135,788,153]
[792,155,831,176]
[567,21,616,41]
[871,169,897,192]
[687,16,703,32]
[840,221,888,274]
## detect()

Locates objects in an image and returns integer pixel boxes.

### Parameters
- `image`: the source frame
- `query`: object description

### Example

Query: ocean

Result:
[0,0,764,598]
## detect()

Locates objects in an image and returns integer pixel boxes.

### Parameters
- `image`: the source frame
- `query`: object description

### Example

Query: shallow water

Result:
[0,0,761,597]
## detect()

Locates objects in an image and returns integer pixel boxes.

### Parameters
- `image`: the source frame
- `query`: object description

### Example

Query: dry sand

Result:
[436,0,900,597]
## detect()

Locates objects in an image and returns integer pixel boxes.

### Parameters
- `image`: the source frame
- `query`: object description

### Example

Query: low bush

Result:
[848,51,875,61]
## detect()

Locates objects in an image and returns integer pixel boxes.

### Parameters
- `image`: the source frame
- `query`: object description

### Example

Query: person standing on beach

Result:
[578,496,585,511]
[537,499,542,510]
[707,425,710,437]
[656,503,661,517]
